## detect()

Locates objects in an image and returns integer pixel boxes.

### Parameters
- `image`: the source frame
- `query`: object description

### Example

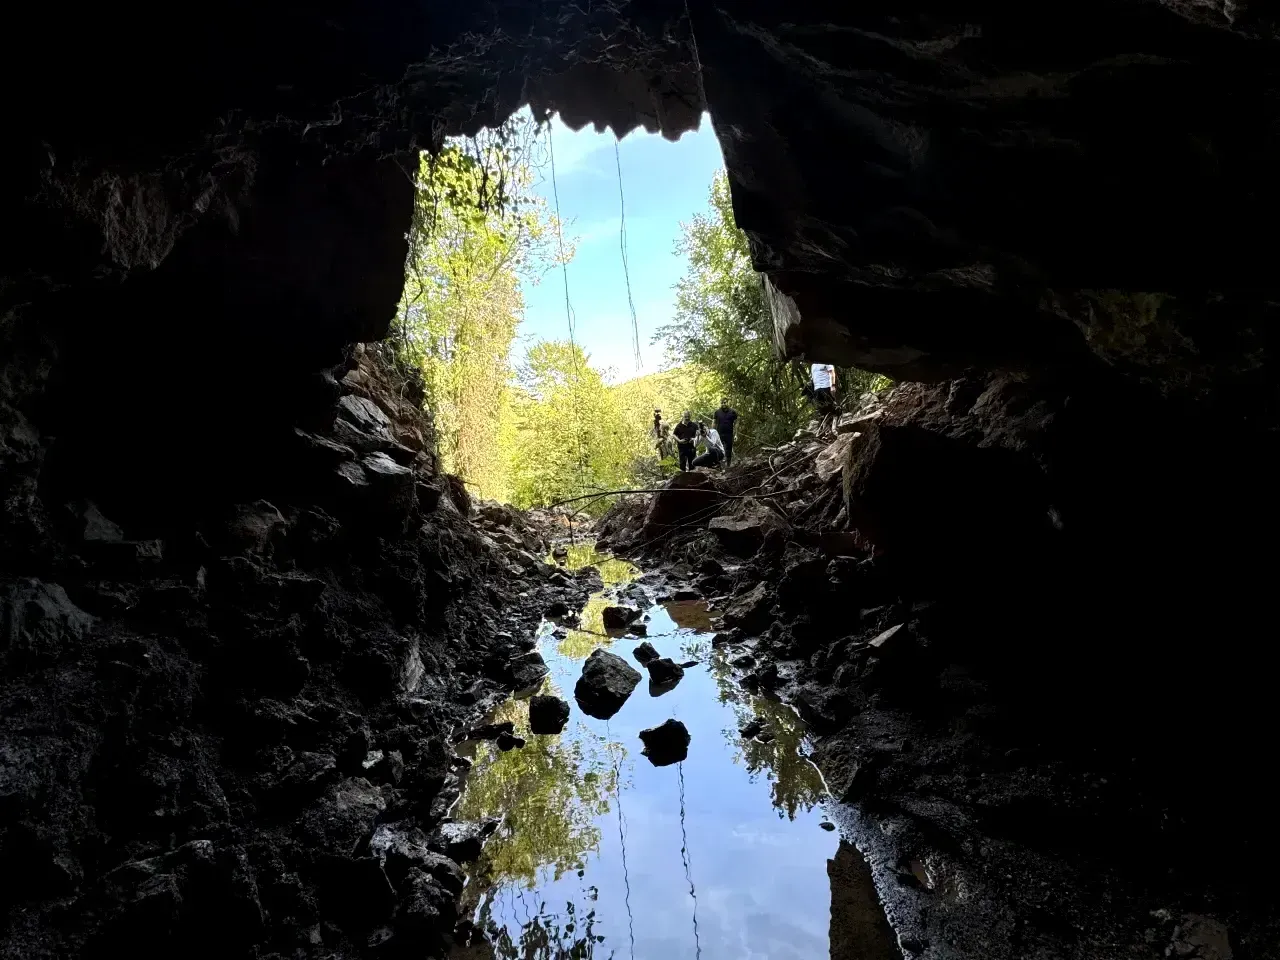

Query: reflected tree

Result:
[553,547,642,661]
[709,654,827,819]
[477,890,609,960]
[457,698,620,892]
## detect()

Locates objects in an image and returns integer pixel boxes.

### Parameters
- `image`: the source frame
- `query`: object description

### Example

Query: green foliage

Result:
[658,171,890,448]
[457,695,619,890]
[504,341,636,515]
[395,113,563,502]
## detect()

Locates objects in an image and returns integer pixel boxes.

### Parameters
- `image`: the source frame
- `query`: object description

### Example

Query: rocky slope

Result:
[0,344,597,959]
[598,383,1279,959]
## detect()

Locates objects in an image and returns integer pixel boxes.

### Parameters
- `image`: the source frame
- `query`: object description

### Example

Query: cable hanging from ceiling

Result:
[614,140,643,373]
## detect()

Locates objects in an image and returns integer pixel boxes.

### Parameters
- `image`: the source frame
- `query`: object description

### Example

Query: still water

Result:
[452,547,892,959]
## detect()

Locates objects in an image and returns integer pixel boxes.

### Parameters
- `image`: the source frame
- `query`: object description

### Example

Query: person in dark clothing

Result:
[713,398,737,467]
[673,411,699,471]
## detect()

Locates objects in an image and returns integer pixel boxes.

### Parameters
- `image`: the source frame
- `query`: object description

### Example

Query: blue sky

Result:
[517,114,725,384]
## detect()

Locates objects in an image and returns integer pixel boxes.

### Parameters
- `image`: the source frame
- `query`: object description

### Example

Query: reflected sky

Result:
[455,552,843,959]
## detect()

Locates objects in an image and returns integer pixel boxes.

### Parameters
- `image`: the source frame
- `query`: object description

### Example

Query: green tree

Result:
[659,172,888,451]
[396,114,563,502]
[504,341,635,514]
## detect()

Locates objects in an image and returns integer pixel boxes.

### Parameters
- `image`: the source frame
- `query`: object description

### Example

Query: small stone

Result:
[638,719,690,767]
[633,641,661,665]
[819,821,836,832]
[528,695,571,734]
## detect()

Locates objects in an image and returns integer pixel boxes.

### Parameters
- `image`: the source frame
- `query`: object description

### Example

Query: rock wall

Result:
[0,344,597,957]
[597,385,1279,957]
[2,0,1279,956]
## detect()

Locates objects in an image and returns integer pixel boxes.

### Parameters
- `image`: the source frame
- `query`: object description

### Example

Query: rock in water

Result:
[638,719,690,766]
[495,731,525,751]
[633,641,660,665]
[646,657,685,692]
[528,695,570,734]
[574,649,641,719]
[601,605,641,629]
[508,651,549,690]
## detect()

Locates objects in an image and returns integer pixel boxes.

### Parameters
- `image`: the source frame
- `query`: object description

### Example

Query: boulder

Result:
[369,823,464,894]
[508,651,548,690]
[722,582,773,633]
[708,517,770,557]
[633,641,661,665]
[646,657,685,689]
[528,695,570,734]
[574,649,642,719]
[646,659,685,696]
[442,474,472,516]
[76,500,124,541]
[361,452,414,503]
[428,820,497,864]
[0,579,96,670]
[641,472,724,541]
[220,500,287,557]
[601,605,641,629]
[638,719,690,767]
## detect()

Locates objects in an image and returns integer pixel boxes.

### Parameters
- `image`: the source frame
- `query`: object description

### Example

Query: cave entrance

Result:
[387,108,733,513]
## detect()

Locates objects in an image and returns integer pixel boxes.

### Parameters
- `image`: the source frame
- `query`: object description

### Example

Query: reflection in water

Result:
[455,550,877,959]
[555,544,641,660]
[827,841,899,960]
[709,661,827,821]
[677,763,702,960]
[457,696,619,889]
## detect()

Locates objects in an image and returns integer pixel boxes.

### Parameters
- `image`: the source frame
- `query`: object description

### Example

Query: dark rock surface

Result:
[600,604,641,630]
[632,641,661,666]
[574,649,642,720]
[527,695,570,735]
[638,719,690,767]
[645,657,685,692]
[599,380,1280,958]
[4,2,1280,957]
[0,347,594,959]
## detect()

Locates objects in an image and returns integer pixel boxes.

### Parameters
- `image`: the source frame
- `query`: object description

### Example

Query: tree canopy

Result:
[394,123,886,512]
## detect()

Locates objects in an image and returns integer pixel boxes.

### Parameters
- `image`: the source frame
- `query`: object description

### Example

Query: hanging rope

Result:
[682,0,710,114]
[546,117,592,506]
[614,140,643,372]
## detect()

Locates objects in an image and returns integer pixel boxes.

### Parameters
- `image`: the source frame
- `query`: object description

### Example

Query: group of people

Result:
[652,363,839,474]
[653,399,738,472]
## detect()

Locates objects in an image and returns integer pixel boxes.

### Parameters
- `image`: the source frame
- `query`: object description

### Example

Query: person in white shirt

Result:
[810,362,837,412]
[692,422,726,468]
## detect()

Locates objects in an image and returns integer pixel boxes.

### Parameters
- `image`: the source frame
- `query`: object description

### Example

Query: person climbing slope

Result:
[714,398,737,467]
[810,361,837,413]
[672,411,699,471]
